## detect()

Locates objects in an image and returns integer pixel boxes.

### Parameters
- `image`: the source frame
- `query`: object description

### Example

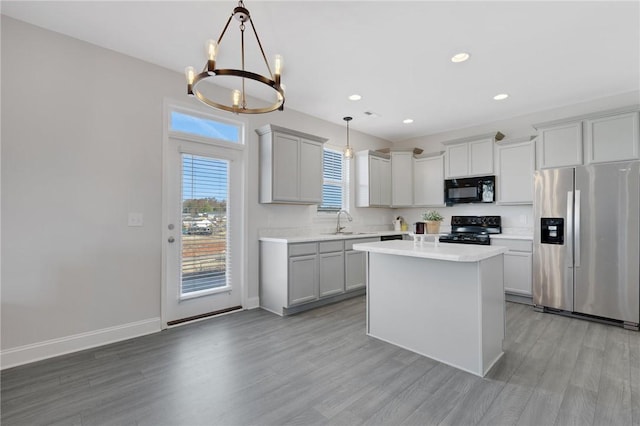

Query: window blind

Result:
[181,154,229,294]
[319,149,347,212]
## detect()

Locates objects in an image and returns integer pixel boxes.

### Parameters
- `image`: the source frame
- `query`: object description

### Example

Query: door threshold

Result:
[167,305,243,327]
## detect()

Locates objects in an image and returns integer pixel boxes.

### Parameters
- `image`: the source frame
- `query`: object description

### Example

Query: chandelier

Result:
[185,1,285,114]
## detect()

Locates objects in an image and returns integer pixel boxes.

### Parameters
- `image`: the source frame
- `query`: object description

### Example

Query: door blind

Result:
[181,154,229,295]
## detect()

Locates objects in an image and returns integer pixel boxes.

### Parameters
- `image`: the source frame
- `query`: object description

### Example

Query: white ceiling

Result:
[2,1,639,142]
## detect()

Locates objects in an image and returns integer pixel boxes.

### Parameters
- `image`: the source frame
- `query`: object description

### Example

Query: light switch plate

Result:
[128,212,144,227]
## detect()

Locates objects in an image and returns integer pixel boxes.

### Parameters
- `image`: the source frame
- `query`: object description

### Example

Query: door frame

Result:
[161,98,249,329]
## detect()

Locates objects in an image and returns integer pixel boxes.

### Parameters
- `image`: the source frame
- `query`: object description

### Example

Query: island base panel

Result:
[366,252,504,377]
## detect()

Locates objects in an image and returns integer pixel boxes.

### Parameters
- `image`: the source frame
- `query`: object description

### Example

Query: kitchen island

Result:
[353,240,507,377]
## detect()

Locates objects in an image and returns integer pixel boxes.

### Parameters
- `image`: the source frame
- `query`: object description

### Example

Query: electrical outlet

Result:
[128,212,144,227]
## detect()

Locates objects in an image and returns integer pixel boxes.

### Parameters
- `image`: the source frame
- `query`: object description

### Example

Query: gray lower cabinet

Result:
[319,240,345,297]
[260,237,375,315]
[345,237,377,291]
[345,250,366,291]
[288,254,318,305]
[499,238,533,303]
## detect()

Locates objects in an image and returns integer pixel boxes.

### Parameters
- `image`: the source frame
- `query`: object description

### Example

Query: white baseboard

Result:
[244,296,260,310]
[1,317,161,370]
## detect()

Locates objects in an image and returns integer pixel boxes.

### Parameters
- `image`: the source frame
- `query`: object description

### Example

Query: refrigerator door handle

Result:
[574,190,581,268]
[567,191,574,268]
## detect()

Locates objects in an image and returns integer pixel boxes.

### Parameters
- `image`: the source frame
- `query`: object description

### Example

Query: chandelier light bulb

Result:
[185,66,195,85]
[185,66,196,95]
[274,55,283,76]
[206,39,218,61]
[232,89,242,107]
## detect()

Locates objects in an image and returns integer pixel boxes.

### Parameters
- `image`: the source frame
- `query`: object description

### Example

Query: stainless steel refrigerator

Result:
[533,160,640,329]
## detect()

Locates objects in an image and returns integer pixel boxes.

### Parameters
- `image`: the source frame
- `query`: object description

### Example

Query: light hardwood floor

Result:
[2,296,639,425]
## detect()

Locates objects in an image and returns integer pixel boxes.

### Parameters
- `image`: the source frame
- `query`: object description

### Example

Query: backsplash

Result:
[256,203,397,238]
[394,204,533,235]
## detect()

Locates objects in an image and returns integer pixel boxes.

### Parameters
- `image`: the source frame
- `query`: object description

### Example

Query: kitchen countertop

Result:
[259,230,407,243]
[353,240,508,262]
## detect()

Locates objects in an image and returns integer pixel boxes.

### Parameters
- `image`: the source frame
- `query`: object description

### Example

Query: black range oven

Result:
[439,216,501,245]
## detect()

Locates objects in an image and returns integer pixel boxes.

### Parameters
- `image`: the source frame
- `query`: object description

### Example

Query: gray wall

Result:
[1,17,391,362]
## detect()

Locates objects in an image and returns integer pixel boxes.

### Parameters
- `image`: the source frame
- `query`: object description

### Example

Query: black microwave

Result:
[444,176,495,206]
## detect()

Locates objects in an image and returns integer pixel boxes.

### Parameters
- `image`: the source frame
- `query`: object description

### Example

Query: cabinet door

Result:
[504,251,532,296]
[413,156,445,206]
[288,254,318,305]
[537,122,583,169]
[497,141,534,204]
[345,250,366,291]
[380,158,392,206]
[445,144,469,178]
[369,156,382,206]
[272,133,300,201]
[585,112,639,164]
[299,139,323,203]
[391,152,413,206]
[469,139,494,176]
[319,251,345,297]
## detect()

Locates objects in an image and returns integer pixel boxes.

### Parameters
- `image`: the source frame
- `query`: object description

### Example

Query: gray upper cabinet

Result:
[496,138,535,205]
[391,151,414,207]
[444,135,494,178]
[536,121,583,169]
[355,150,391,207]
[535,107,640,169]
[585,111,639,164]
[257,124,327,204]
[413,153,445,207]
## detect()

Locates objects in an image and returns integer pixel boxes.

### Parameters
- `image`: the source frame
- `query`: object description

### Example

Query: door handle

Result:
[566,191,573,268]
[168,237,175,243]
[574,190,581,268]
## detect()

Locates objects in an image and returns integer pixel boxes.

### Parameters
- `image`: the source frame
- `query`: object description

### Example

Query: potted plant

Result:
[422,210,444,234]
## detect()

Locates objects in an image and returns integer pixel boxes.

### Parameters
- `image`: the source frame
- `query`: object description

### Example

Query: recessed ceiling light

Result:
[348,94,362,101]
[451,52,470,63]
[403,119,414,124]
[493,93,509,100]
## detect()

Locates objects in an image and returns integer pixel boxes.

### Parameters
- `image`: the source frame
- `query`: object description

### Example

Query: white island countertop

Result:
[259,230,406,243]
[353,240,507,262]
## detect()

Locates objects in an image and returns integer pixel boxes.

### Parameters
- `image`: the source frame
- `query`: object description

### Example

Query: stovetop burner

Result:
[439,216,501,246]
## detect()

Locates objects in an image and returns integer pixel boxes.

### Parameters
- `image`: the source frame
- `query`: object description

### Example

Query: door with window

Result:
[163,108,245,326]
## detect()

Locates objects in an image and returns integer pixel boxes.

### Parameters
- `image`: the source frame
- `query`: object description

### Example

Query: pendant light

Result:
[343,116,354,159]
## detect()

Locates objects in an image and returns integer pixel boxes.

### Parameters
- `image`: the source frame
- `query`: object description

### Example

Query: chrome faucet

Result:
[336,210,353,233]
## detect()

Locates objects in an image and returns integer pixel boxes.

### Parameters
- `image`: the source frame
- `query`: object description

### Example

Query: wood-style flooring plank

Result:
[2,296,638,426]
[593,326,633,426]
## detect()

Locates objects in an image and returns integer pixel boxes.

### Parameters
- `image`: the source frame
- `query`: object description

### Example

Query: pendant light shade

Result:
[343,116,354,159]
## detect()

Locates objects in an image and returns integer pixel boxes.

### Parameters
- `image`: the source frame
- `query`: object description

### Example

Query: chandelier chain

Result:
[240,22,246,108]
[248,17,274,79]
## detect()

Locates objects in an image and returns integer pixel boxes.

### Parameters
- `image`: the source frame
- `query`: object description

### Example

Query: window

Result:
[170,110,241,143]
[181,154,229,295]
[319,148,349,212]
